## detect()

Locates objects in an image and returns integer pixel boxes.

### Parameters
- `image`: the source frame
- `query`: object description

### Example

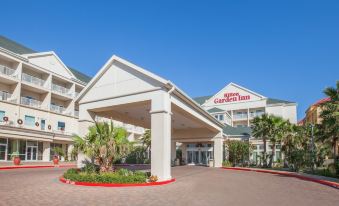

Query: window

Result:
[219,115,224,121]
[41,119,46,130]
[0,111,5,122]
[57,121,65,131]
[24,115,35,127]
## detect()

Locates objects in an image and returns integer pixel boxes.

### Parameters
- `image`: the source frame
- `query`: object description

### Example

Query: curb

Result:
[0,165,76,170]
[222,167,339,189]
[59,176,176,187]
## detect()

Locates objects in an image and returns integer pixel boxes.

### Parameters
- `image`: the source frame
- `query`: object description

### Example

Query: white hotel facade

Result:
[0,36,297,180]
[0,36,144,162]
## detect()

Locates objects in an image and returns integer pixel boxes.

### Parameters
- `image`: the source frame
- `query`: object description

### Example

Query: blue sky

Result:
[1,0,338,120]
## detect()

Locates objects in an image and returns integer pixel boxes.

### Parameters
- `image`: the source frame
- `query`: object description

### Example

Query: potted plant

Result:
[53,147,65,165]
[11,152,21,165]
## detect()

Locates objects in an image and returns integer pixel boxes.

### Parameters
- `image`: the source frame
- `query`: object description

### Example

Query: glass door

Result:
[187,151,193,164]
[0,144,7,160]
[26,146,37,161]
[200,151,207,165]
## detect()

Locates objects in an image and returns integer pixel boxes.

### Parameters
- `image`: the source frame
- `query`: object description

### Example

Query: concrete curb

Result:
[59,176,176,187]
[222,167,339,190]
[0,165,76,170]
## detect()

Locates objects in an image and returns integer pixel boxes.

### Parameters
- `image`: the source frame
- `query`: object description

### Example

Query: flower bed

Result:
[63,168,147,184]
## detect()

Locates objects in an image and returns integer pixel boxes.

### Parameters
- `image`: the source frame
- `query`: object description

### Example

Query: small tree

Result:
[72,121,130,172]
[226,140,252,166]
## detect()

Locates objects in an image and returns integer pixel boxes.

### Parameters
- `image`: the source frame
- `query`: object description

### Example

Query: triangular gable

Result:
[77,55,168,104]
[203,82,266,106]
[24,51,75,79]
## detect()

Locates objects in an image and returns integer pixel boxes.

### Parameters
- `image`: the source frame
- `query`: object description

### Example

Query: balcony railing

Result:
[249,112,265,118]
[74,110,79,117]
[22,73,45,87]
[0,65,16,77]
[51,84,72,97]
[50,104,66,114]
[0,91,12,101]
[20,97,41,108]
[233,113,248,120]
[74,92,80,98]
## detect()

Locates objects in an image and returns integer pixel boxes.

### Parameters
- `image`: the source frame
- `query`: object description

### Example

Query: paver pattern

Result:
[0,166,338,206]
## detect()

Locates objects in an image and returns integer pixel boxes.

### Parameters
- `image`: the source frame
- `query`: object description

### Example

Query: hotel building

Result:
[0,36,298,180]
[0,36,143,162]
[193,83,298,164]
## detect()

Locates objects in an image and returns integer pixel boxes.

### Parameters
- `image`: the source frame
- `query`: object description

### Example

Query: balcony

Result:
[0,65,16,78]
[74,110,79,117]
[50,104,66,114]
[0,91,16,103]
[20,97,41,108]
[51,84,72,97]
[22,73,45,87]
[249,111,265,118]
[233,113,248,120]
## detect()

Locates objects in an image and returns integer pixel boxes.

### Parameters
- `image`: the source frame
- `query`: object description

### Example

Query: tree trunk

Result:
[269,142,276,168]
[263,138,267,168]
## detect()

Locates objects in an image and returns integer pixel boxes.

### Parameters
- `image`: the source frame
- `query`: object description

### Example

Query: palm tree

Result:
[318,81,339,171]
[252,114,272,167]
[268,116,286,167]
[140,129,151,159]
[72,121,130,172]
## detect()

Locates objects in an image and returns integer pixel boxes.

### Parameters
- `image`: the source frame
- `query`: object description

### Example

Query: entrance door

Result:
[200,151,207,165]
[26,146,37,161]
[0,145,6,160]
[187,151,194,164]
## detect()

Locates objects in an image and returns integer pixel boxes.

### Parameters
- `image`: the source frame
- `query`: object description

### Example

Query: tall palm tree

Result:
[73,121,130,172]
[140,129,151,159]
[252,114,272,167]
[318,81,339,170]
[268,116,286,167]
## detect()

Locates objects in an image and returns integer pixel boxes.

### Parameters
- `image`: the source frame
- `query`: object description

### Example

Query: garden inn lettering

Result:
[214,92,251,104]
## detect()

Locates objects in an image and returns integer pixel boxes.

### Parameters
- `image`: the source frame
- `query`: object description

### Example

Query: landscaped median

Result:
[59,168,175,187]
[222,167,339,189]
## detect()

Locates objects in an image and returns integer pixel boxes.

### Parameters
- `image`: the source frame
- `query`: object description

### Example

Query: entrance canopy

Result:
[76,55,224,180]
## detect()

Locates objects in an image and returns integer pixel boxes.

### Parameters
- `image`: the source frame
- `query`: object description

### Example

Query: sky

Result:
[1,0,338,120]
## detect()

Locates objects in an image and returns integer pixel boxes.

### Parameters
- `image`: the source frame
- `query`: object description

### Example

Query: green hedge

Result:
[63,168,147,184]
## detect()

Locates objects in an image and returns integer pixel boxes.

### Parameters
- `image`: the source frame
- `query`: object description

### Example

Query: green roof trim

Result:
[193,95,212,105]
[207,107,225,113]
[0,35,36,54]
[267,98,295,105]
[223,125,252,136]
[67,66,91,83]
[0,35,92,84]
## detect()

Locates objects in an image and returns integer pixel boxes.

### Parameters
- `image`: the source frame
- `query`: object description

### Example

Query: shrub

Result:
[81,162,99,174]
[63,168,147,184]
[222,160,232,167]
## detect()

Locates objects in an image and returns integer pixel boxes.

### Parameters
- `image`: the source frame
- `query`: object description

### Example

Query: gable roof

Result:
[0,35,36,54]
[193,95,212,105]
[267,98,295,105]
[0,35,91,84]
[207,107,225,113]
[223,125,252,136]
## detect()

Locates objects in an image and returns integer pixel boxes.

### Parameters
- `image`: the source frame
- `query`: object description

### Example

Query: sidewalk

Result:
[0,161,76,169]
[222,167,339,189]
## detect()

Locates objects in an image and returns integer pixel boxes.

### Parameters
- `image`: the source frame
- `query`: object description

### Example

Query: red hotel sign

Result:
[214,92,250,104]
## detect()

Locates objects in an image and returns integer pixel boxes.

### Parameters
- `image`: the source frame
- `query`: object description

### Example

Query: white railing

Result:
[22,73,45,87]
[0,91,12,101]
[51,84,72,97]
[233,113,248,120]
[20,97,41,108]
[0,65,16,77]
[50,104,65,114]
[74,110,79,117]
[249,112,265,118]
[74,92,80,98]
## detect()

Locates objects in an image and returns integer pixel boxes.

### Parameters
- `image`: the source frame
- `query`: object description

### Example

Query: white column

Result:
[77,108,95,168]
[150,91,172,181]
[42,142,50,162]
[67,144,74,161]
[61,144,66,161]
[171,141,176,164]
[213,132,223,167]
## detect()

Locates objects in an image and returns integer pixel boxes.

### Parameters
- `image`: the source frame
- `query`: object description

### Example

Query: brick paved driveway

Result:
[0,166,338,206]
